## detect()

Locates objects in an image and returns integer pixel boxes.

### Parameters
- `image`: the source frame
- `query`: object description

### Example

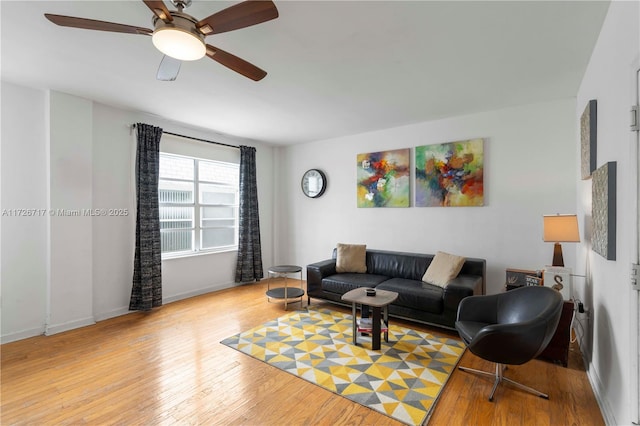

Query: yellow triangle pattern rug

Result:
[221,307,466,425]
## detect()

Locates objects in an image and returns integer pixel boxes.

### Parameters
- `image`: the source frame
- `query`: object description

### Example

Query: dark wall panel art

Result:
[580,99,597,180]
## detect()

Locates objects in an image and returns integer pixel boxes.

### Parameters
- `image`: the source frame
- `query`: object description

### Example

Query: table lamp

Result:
[543,214,580,267]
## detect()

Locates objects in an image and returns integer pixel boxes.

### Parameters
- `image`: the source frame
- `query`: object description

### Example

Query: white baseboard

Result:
[94,283,237,320]
[45,316,96,336]
[2,282,242,343]
[94,307,133,322]
[1,326,46,344]
[584,358,617,425]
[163,281,236,304]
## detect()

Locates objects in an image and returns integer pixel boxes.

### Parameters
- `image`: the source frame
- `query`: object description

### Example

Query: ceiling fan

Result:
[44,0,278,81]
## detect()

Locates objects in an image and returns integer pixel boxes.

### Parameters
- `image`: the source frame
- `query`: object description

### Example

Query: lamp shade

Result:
[152,27,206,61]
[543,214,580,242]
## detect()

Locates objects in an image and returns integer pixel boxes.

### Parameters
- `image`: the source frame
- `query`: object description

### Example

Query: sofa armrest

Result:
[306,259,337,295]
[443,275,483,312]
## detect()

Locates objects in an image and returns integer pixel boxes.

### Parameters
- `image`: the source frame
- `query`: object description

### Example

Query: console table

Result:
[537,300,574,367]
[505,268,574,367]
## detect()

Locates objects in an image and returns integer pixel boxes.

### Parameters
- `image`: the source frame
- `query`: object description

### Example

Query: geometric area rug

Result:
[221,307,466,425]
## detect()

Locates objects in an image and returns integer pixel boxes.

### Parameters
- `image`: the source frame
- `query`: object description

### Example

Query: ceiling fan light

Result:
[152,27,205,61]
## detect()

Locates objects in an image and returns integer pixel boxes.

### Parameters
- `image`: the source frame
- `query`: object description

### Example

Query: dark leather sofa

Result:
[306,248,486,329]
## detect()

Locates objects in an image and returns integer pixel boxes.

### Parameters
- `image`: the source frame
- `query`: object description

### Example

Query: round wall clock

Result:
[301,169,327,198]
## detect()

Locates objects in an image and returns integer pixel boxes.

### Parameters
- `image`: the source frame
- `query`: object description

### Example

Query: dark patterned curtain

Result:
[235,145,263,282]
[130,123,163,311]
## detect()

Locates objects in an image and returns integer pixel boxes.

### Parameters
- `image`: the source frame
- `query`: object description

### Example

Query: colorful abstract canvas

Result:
[415,139,484,207]
[357,148,410,208]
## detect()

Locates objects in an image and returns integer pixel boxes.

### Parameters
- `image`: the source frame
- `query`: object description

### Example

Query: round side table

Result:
[266,265,304,310]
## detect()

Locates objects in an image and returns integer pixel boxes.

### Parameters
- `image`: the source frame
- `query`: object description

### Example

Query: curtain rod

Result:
[132,124,240,149]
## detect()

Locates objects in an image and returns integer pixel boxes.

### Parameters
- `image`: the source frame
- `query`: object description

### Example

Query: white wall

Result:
[47,91,95,334]
[1,82,276,341]
[1,82,48,341]
[279,98,578,296]
[90,103,137,321]
[575,1,639,424]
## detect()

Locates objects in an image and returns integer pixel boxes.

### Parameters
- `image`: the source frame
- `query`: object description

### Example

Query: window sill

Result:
[162,247,238,261]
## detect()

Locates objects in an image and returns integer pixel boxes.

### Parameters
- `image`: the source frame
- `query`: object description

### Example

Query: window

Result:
[159,153,239,256]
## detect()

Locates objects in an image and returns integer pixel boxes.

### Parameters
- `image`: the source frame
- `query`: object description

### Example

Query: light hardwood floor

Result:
[2,279,604,425]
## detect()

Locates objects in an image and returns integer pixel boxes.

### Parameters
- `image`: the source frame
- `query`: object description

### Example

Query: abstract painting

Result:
[581,99,597,180]
[592,161,616,260]
[357,148,410,207]
[415,139,484,207]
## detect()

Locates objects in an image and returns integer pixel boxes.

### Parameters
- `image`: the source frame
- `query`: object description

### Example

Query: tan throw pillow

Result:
[422,251,466,287]
[335,243,367,273]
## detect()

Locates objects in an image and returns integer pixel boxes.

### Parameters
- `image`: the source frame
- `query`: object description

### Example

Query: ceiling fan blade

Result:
[206,44,267,81]
[142,0,173,22]
[197,1,278,35]
[157,55,182,81]
[45,14,152,35]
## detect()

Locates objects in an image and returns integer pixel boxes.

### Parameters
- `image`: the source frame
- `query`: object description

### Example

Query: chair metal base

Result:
[458,363,550,402]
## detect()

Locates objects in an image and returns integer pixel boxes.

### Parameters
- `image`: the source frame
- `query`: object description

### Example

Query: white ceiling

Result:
[1,1,610,145]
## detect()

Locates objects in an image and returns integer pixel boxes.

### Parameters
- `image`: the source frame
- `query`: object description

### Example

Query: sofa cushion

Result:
[336,243,367,273]
[366,250,430,280]
[322,273,389,295]
[376,278,444,314]
[422,251,466,287]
